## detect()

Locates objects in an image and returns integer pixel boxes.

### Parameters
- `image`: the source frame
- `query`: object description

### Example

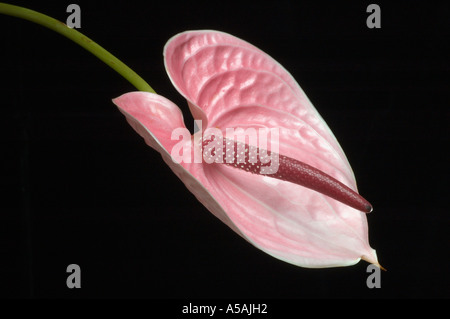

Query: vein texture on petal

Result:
[115,31,378,268]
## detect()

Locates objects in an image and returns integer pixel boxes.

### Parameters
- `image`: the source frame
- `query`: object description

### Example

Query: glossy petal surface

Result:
[114,31,378,268]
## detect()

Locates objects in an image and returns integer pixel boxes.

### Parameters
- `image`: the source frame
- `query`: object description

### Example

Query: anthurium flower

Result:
[113,30,379,268]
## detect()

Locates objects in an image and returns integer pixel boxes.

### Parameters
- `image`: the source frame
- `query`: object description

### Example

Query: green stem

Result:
[0,3,155,93]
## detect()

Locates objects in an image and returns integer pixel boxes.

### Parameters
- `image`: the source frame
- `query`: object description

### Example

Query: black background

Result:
[0,1,448,300]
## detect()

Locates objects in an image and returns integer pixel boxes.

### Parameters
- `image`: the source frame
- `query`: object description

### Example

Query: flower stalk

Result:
[0,2,155,93]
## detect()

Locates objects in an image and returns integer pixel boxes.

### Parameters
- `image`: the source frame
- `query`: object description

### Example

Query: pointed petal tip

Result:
[361,255,386,271]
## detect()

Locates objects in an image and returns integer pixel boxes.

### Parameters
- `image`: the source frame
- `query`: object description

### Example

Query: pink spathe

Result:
[113,30,379,268]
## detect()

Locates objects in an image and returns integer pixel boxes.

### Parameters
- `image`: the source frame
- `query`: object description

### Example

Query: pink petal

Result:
[116,31,379,268]
[112,92,245,238]
[163,30,378,267]
[205,166,372,267]
[113,92,185,153]
[164,30,355,185]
